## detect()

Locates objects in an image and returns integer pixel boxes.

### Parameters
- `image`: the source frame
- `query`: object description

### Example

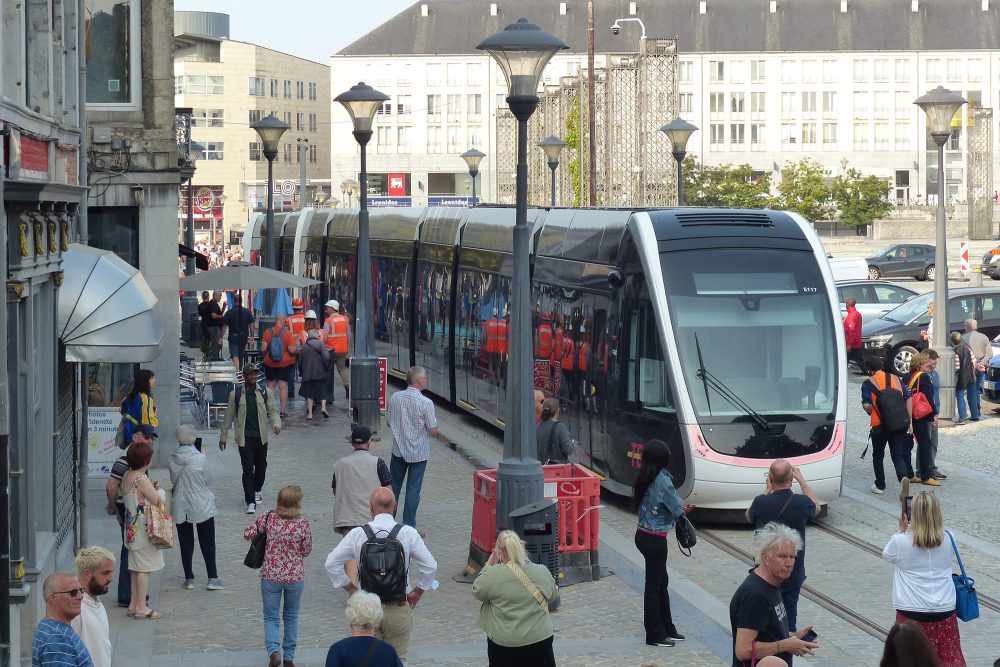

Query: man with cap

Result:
[331,425,392,536]
[219,363,281,514]
[288,297,306,338]
[323,299,352,402]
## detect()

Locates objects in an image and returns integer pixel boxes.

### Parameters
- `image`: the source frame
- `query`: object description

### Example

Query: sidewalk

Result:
[87,384,729,666]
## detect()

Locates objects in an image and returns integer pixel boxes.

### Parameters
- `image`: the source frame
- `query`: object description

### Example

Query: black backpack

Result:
[358,524,407,603]
[867,373,910,433]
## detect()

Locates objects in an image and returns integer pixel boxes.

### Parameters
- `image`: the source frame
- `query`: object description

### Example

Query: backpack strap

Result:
[357,638,381,667]
[388,523,404,540]
[774,493,795,521]
[362,524,376,541]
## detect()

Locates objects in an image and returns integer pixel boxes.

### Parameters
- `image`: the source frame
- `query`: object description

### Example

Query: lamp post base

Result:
[495,457,544,533]
[350,356,381,431]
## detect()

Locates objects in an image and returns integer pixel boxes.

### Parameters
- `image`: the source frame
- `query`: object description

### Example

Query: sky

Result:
[173,0,416,64]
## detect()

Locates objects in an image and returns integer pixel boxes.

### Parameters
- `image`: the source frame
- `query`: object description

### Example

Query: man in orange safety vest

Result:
[323,299,352,401]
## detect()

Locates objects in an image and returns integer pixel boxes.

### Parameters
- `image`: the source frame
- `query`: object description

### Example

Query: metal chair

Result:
[206,381,235,428]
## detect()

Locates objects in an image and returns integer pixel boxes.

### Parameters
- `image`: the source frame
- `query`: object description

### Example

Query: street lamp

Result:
[478,17,567,532]
[915,85,966,420]
[341,178,359,208]
[460,148,486,206]
[659,117,698,206]
[537,135,567,207]
[180,141,204,276]
[840,157,849,174]
[251,113,289,315]
[335,81,390,431]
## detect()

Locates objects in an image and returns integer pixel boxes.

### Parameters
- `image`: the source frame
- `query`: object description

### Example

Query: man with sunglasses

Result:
[31,572,94,666]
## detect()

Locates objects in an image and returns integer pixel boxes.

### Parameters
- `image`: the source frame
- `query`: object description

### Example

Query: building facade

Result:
[332,0,1000,208]
[174,12,332,247]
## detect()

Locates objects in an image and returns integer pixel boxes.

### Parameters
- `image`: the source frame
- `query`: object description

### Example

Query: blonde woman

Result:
[882,491,966,666]
[472,530,558,666]
[244,485,313,667]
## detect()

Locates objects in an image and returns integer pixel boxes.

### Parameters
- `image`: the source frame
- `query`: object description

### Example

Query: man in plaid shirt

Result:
[386,366,438,528]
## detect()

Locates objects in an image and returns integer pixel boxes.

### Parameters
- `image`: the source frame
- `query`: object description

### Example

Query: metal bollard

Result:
[971,266,983,287]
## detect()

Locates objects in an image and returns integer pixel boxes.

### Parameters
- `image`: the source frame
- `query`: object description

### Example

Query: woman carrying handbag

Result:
[905,353,940,487]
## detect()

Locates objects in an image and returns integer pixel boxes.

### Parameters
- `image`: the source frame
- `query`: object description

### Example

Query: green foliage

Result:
[777,158,831,221]
[564,95,585,207]
[831,168,892,228]
[680,157,775,209]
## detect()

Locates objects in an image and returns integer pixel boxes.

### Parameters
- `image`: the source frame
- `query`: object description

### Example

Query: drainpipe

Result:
[76,0,90,548]
[0,180,10,667]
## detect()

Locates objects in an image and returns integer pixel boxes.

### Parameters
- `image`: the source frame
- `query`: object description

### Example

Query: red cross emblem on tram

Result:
[628,441,644,469]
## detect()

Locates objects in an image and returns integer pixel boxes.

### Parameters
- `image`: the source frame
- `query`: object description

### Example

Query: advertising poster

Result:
[88,409,123,476]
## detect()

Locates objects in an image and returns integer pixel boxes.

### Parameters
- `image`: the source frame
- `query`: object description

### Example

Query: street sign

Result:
[378,357,388,410]
[960,240,970,273]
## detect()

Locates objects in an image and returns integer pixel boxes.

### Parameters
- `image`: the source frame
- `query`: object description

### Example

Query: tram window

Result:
[637,307,674,412]
[627,309,638,403]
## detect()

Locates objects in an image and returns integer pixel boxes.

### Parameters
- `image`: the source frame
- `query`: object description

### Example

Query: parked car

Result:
[984,338,1000,401]
[866,243,936,281]
[828,256,870,282]
[860,287,1000,374]
[980,247,1000,280]
[836,279,918,321]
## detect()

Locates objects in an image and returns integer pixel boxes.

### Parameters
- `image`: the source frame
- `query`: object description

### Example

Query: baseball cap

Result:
[243,362,260,375]
[351,425,372,445]
[136,423,158,439]
[305,309,318,320]
[325,299,340,310]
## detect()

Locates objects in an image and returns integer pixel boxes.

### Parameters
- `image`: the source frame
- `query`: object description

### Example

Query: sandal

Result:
[134,609,162,620]
[321,410,329,419]
[126,611,136,618]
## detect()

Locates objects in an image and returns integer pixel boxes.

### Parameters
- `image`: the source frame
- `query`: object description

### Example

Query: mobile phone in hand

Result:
[801,629,818,642]
[904,496,913,521]
[194,437,203,452]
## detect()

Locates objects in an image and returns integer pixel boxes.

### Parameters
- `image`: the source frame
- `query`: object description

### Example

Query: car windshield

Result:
[875,245,897,257]
[879,292,932,323]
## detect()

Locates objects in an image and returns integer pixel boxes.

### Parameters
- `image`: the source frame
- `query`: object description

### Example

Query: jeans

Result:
[176,518,218,580]
[115,502,131,603]
[970,370,985,419]
[912,418,935,480]
[239,437,268,505]
[956,382,976,420]
[634,530,677,643]
[390,455,427,528]
[780,578,803,633]
[261,579,305,661]
[870,428,913,490]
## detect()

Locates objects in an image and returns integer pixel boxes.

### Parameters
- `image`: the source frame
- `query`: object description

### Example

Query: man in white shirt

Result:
[325,487,439,662]
[70,546,115,667]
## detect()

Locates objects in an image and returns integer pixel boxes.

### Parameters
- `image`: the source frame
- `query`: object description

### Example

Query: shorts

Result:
[228,341,247,359]
[263,364,293,383]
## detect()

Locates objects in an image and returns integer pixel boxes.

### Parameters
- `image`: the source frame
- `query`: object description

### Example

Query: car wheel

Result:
[892,345,919,375]
[924,265,935,281]
[868,266,881,280]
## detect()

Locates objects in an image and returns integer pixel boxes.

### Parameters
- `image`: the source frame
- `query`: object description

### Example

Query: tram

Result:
[251,206,846,510]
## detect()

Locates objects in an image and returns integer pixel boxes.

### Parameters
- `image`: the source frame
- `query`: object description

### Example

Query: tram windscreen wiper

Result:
[693,341,771,432]
[695,334,712,416]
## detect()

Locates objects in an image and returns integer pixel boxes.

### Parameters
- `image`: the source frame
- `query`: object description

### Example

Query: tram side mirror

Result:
[608,269,625,289]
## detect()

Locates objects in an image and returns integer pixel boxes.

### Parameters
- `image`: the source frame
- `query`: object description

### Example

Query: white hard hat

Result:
[325,299,340,310]
[305,309,318,319]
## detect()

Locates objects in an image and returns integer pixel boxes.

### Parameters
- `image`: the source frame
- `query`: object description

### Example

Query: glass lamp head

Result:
[914,86,966,136]
[659,117,698,155]
[477,18,568,100]
[537,135,568,166]
[250,114,290,154]
[334,82,390,135]
[461,148,486,175]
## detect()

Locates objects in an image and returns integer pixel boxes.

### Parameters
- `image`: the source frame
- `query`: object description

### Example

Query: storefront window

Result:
[88,207,139,268]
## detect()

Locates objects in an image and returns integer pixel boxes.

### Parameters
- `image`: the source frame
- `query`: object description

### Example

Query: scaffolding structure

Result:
[967,107,994,240]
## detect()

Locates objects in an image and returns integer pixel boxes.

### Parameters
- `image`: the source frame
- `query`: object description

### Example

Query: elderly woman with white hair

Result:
[168,424,223,591]
[729,522,819,666]
[324,590,402,666]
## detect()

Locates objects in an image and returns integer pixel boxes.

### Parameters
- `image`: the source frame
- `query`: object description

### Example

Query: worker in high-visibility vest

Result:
[535,312,554,359]
[483,310,504,386]
[300,310,327,346]
[288,298,306,337]
[560,332,577,401]
[323,299,352,401]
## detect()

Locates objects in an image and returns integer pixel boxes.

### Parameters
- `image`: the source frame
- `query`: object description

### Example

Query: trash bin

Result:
[509,499,560,610]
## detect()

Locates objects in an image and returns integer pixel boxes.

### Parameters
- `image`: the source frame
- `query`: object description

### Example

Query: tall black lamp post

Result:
[659,117,698,206]
[460,148,485,205]
[915,86,966,420]
[537,135,567,206]
[335,81,390,431]
[478,18,567,532]
[251,113,290,314]
[180,141,204,276]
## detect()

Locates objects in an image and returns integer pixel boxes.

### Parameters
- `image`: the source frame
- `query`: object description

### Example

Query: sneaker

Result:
[932,471,948,480]
[665,631,685,642]
[255,491,262,503]
[922,478,942,487]
[953,418,968,425]
[182,579,195,590]
[870,484,885,495]
[646,639,676,647]
[206,579,225,591]
[971,417,981,422]
[246,502,256,514]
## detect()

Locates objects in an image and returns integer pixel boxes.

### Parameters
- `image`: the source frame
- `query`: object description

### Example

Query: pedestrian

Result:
[298,310,331,420]
[288,298,306,339]
[950,331,976,425]
[746,459,820,633]
[103,423,156,608]
[324,591,404,667]
[633,438,691,648]
[323,299,352,401]
[31,572,93,667]
[220,293,254,371]
[862,357,914,495]
[882,491,966,666]
[169,424,223,591]
[533,389,545,427]
[729,522,819,666]
[198,290,224,359]
[924,349,946,480]
[963,318,991,421]
[120,369,158,444]
[243,485,313,667]
[904,353,940,486]
[220,363,281,514]
[332,425,392,536]
[879,621,940,667]
[385,366,438,528]
[325,487,439,662]
[921,303,935,347]
[262,313,300,418]
[472,529,559,666]
[121,439,165,620]
[844,297,865,373]
[535,398,575,464]
[70,547,115,667]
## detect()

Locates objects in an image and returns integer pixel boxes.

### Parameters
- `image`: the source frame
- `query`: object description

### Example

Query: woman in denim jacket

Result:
[633,439,691,648]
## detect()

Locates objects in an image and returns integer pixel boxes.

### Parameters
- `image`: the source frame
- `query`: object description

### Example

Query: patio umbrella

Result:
[178,262,318,291]
[254,287,293,316]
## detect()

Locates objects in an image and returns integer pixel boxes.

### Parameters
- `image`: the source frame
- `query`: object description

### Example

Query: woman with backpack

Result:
[121,369,158,444]
[905,353,940,487]
[297,311,331,420]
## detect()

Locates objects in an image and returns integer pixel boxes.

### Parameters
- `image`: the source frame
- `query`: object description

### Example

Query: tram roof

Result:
[319,207,422,241]
[646,208,809,245]
[419,207,469,247]
[535,208,630,264]
[460,206,545,253]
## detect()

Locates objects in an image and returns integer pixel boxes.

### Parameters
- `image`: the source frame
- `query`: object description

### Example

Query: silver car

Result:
[837,279,919,321]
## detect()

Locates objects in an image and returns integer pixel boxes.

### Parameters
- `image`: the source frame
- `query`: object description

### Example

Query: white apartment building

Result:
[333,0,1000,206]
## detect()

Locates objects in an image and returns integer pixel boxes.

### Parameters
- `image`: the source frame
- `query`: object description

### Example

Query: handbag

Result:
[947,530,979,622]
[907,372,934,420]
[675,515,697,556]
[244,511,270,569]
[114,417,128,449]
[145,504,175,550]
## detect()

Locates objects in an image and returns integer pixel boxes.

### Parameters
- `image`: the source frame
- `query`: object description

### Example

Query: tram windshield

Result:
[661,248,837,422]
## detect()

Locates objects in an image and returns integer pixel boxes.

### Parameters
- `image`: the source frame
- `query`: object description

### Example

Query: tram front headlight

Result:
[865,335,892,349]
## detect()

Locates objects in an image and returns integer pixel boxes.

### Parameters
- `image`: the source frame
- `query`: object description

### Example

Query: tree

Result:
[832,168,892,233]
[564,95,588,207]
[681,158,774,209]
[777,158,831,222]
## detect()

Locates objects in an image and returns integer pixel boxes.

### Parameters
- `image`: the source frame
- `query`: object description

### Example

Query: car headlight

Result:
[864,335,892,349]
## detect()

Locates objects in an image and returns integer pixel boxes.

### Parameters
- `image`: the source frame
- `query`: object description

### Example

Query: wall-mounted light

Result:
[130,183,145,207]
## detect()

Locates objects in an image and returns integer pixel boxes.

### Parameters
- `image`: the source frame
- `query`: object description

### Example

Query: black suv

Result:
[866,244,936,281]
[861,287,1000,374]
